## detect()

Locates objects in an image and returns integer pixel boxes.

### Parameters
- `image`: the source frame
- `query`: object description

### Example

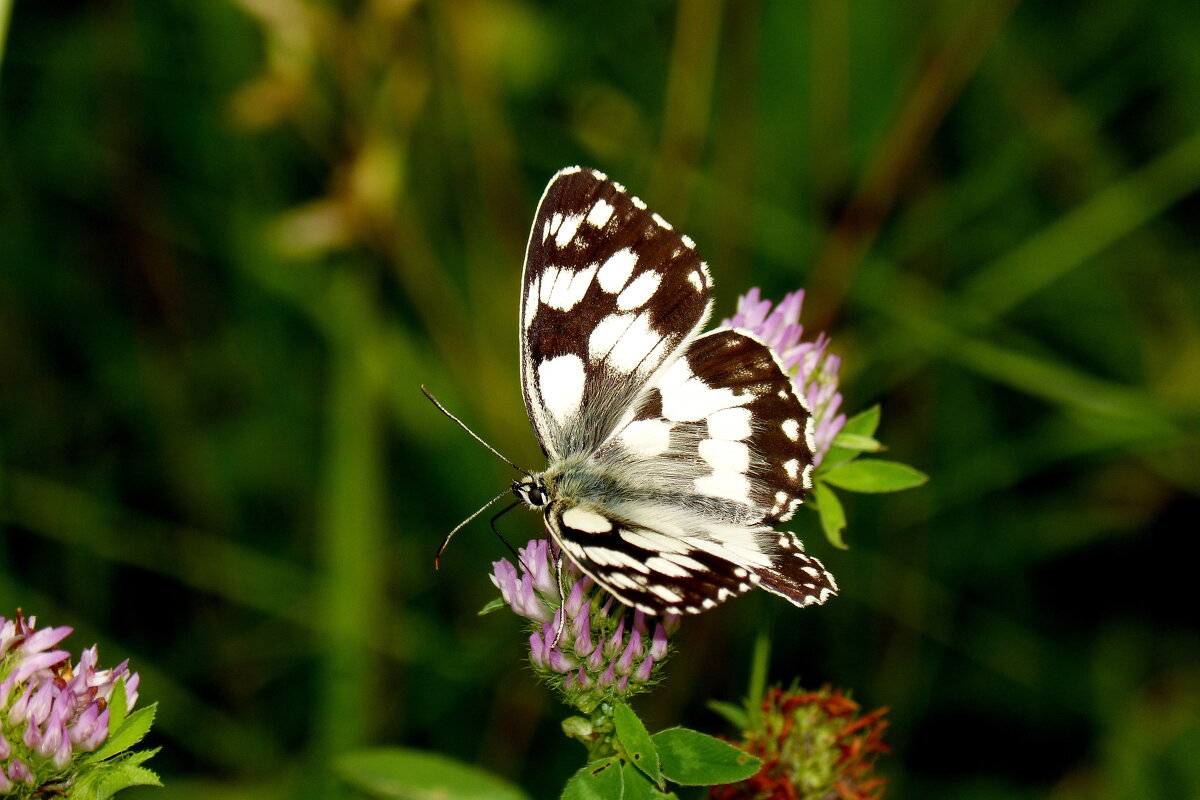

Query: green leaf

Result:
[831,432,883,452]
[821,459,929,493]
[90,764,162,799]
[561,757,624,800]
[107,678,129,735]
[621,763,678,799]
[335,747,531,800]
[820,406,883,470]
[89,704,157,763]
[478,596,508,616]
[70,751,162,800]
[650,727,761,786]
[842,405,881,438]
[813,482,847,549]
[705,700,748,731]
[621,763,655,800]
[613,703,662,786]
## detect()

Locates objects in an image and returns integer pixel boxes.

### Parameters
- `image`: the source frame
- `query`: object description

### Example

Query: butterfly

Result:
[437,166,837,617]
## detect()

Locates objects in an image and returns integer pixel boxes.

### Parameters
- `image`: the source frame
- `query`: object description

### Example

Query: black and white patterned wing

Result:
[551,327,833,614]
[519,167,712,461]
[597,327,818,526]
[547,502,836,615]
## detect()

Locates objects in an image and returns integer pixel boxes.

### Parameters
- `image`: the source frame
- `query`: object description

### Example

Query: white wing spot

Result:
[650,585,683,604]
[620,528,691,555]
[657,358,752,422]
[784,459,800,479]
[778,534,790,548]
[694,472,751,504]
[589,312,662,373]
[616,271,662,310]
[588,547,650,573]
[631,195,647,210]
[523,275,540,330]
[645,557,691,578]
[681,234,696,249]
[733,567,748,578]
[687,270,703,291]
[782,419,800,441]
[707,407,752,441]
[586,198,616,228]
[561,507,614,534]
[702,598,716,609]
[802,463,814,490]
[661,552,706,571]
[554,213,585,248]
[699,439,750,473]
[597,248,638,292]
[651,212,673,230]
[542,219,551,242]
[607,573,642,590]
[590,168,607,180]
[717,588,732,601]
[805,416,818,453]
[738,582,751,592]
[538,354,586,426]
[621,419,672,458]
[541,264,598,311]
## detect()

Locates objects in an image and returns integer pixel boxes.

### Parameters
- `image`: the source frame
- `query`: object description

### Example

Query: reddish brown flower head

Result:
[711,686,889,800]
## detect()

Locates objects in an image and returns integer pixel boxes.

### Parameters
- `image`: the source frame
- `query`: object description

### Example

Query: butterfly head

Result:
[513,476,550,509]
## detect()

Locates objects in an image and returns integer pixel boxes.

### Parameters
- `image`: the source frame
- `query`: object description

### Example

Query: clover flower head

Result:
[724,288,846,463]
[489,538,679,715]
[711,686,890,800]
[1,611,144,795]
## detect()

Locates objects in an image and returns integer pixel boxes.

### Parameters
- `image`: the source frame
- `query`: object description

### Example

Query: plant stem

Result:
[747,628,771,730]
[0,0,13,79]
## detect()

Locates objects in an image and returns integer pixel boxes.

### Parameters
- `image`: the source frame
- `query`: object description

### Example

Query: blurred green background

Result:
[3,0,1199,798]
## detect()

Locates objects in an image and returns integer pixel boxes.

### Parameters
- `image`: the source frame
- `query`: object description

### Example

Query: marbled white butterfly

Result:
[444,167,837,617]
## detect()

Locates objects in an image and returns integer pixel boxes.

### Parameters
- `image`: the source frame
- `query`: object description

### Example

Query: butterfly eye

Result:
[514,479,548,508]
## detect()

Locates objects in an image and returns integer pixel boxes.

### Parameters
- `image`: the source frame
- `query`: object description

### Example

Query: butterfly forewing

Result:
[519,167,713,461]
[511,165,836,617]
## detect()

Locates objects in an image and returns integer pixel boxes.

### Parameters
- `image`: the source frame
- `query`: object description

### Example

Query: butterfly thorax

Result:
[516,453,756,530]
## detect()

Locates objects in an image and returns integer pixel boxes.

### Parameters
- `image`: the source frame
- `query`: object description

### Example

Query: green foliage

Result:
[563,706,759,798]
[651,728,761,787]
[3,1,1200,798]
[613,702,662,786]
[334,748,530,800]
[561,758,624,800]
[70,702,162,800]
[821,460,929,494]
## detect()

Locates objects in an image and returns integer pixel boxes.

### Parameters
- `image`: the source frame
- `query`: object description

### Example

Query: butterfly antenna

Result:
[421,386,529,475]
[435,487,513,569]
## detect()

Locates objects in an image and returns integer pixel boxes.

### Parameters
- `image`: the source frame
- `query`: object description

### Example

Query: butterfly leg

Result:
[550,549,569,648]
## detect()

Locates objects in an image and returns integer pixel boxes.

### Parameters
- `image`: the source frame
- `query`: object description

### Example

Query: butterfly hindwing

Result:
[597,327,816,526]
[547,501,836,615]
[519,167,713,461]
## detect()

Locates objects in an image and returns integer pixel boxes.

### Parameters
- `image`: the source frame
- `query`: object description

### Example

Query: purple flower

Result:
[724,288,846,463]
[488,538,673,712]
[1,611,147,789]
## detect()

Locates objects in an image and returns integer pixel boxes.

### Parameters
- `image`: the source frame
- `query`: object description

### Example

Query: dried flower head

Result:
[711,686,889,800]
[724,289,846,464]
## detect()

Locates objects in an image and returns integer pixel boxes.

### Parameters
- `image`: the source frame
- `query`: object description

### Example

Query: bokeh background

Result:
[3,1,1200,798]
